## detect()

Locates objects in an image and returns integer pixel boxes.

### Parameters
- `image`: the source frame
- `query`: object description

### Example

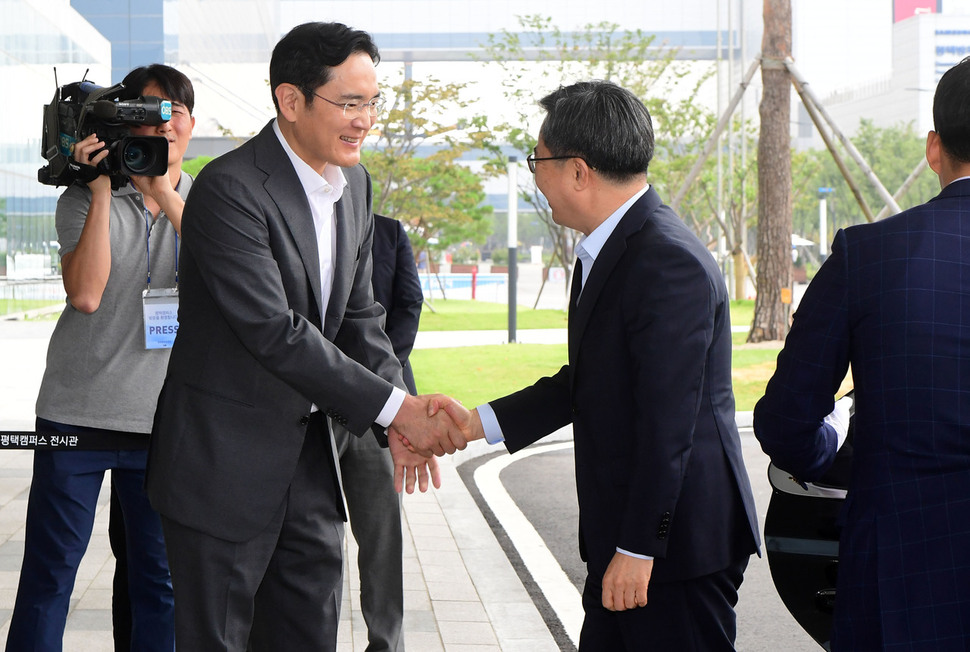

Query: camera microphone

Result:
[90,97,172,125]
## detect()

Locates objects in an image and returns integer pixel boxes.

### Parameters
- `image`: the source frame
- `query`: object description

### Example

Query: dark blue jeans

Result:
[5,418,174,652]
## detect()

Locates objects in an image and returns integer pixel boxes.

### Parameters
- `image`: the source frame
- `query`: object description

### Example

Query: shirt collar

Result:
[272,118,346,198]
[577,184,650,263]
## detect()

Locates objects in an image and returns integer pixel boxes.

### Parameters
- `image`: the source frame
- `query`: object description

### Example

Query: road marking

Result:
[474,441,583,647]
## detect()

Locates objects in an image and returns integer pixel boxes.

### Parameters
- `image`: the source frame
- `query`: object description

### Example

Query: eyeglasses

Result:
[526,153,591,174]
[313,92,386,118]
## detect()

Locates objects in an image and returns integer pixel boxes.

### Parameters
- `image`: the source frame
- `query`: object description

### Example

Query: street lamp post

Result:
[507,156,518,343]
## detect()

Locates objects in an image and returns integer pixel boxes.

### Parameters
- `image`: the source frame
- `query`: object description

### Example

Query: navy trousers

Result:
[5,418,174,652]
[579,556,749,651]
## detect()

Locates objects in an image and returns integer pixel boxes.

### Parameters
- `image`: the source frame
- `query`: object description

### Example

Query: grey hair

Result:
[538,80,654,183]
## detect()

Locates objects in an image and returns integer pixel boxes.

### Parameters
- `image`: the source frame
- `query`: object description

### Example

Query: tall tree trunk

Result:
[749,0,793,342]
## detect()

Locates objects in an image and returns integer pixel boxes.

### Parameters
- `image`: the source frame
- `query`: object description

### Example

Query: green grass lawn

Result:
[0,294,779,410]
[419,299,568,331]
[411,299,780,412]
[412,344,567,407]
[0,298,63,318]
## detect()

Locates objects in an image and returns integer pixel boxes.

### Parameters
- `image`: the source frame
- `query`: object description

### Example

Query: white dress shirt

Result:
[273,120,405,424]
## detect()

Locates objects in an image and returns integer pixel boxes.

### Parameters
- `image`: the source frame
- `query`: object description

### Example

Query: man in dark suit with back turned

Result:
[754,56,970,650]
[334,213,423,652]
[147,23,465,651]
[434,80,761,651]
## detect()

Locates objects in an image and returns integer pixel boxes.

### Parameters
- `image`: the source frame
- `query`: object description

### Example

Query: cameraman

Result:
[6,64,194,652]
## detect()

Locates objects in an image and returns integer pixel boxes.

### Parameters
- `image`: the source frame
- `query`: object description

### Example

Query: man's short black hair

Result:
[933,55,970,164]
[122,64,195,114]
[269,22,380,113]
[538,80,654,183]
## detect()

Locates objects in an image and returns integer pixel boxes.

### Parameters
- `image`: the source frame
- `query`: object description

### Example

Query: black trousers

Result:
[579,555,750,651]
[110,481,132,652]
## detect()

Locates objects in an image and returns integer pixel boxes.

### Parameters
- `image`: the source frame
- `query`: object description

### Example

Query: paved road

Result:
[458,425,823,651]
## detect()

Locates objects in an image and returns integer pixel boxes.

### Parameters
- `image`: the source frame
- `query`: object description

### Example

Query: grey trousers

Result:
[334,425,405,652]
[161,414,345,652]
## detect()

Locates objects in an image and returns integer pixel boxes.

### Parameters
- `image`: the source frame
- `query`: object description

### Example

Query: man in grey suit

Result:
[334,213,423,652]
[147,23,463,651]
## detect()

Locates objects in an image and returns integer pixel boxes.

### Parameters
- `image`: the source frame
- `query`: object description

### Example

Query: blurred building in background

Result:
[3,0,969,281]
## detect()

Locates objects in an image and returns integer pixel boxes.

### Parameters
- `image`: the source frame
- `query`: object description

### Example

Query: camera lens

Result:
[123,138,159,174]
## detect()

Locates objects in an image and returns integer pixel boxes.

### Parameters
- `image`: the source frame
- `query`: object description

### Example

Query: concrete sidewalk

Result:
[0,318,562,651]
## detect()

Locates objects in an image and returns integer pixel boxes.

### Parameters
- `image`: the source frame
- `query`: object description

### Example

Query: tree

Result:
[750,0,792,343]
[481,15,719,303]
[792,120,938,241]
[683,115,764,300]
[361,74,501,274]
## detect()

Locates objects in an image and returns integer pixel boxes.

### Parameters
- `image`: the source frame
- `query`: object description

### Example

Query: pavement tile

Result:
[431,599,489,622]
[425,579,480,602]
[437,620,499,646]
[0,319,563,651]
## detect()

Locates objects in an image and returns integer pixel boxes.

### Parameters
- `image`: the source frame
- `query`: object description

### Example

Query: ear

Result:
[275,83,303,123]
[926,130,945,174]
[570,157,594,191]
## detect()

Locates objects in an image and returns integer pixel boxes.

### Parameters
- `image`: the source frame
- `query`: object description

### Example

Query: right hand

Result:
[824,393,854,451]
[389,393,470,457]
[399,397,485,450]
[71,134,110,193]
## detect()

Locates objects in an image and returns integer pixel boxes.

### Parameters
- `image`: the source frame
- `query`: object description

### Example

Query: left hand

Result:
[388,429,442,493]
[130,173,175,203]
[601,551,653,611]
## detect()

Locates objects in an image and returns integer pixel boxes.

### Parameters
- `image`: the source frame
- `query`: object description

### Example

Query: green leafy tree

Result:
[481,15,721,302]
[362,74,500,274]
[792,120,938,249]
[690,118,762,300]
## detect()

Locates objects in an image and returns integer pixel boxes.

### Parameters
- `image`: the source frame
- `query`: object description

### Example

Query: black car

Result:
[764,402,854,650]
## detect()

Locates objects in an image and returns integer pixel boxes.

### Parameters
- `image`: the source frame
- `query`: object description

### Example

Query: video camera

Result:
[38,75,172,190]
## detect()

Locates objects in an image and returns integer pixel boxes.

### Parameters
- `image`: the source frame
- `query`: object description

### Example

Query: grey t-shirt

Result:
[35,175,193,434]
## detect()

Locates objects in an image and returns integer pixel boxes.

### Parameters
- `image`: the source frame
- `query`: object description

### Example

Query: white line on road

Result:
[473,440,583,647]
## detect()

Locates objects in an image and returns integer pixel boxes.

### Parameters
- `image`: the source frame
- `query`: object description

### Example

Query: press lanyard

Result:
[140,190,180,349]
[142,204,179,288]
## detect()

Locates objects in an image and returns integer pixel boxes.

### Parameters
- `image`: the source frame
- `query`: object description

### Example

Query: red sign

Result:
[895,0,938,22]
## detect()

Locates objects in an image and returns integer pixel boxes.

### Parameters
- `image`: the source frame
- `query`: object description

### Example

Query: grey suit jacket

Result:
[147,120,405,542]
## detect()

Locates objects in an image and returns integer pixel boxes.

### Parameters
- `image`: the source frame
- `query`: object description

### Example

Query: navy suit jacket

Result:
[754,178,970,648]
[490,187,760,584]
[148,122,405,542]
[371,214,422,394]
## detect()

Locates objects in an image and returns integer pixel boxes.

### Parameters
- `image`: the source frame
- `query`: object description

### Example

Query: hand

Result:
[71,133,110,194]
[130,172,176,204]
[397,397,485,455]
[388,431,441,493]
[824,393,854,450]
[436,400,484,443]
[390,393,469,457]
[601,551,653,611]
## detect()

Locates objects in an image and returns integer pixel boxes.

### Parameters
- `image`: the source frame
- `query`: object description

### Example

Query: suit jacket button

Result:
[299,415,310,426]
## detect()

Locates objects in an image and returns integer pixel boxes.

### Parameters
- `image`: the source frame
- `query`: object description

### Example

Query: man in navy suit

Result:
[434,80,760,651]
[754,56,970,650]
[333,213,423,652]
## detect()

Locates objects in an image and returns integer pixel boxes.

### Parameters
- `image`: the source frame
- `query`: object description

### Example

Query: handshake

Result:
[389,393,485,456]
[383,393,487,494]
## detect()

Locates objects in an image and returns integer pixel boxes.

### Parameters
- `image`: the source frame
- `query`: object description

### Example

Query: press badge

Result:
[142,287,179,349]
